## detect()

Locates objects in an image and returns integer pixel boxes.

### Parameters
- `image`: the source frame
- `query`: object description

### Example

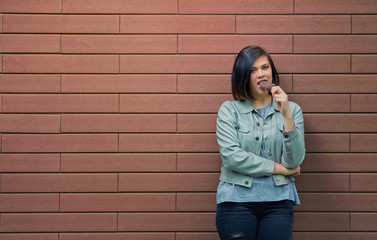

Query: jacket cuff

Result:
[263,159,275,176]
[278,124,299,141]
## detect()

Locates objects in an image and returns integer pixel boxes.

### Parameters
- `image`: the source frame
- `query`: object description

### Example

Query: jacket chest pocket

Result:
[236,121,251,146]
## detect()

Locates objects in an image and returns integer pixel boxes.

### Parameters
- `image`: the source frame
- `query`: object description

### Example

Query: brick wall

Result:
[0,0,377,239]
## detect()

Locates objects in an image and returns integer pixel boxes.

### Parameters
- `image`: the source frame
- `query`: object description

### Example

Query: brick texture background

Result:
[0,0,377,239]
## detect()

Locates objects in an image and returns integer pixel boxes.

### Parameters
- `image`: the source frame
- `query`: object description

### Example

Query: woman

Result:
[216,45,305,240]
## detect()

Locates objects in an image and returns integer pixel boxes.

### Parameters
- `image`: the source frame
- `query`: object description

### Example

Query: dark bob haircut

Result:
[231,45,280,101]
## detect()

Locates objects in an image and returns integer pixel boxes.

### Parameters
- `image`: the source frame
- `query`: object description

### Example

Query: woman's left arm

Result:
[271,86,306,169]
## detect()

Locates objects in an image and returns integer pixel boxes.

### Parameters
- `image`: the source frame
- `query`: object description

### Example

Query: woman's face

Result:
[250,55,273,97]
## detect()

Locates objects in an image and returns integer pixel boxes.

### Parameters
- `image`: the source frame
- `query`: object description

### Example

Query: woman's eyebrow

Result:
[252,63,269,68]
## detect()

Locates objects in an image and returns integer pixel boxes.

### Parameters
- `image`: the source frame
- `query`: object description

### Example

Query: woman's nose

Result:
[257,69,264,77]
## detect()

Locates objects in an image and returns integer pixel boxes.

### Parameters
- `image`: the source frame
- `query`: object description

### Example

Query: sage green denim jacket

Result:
[216,99,306,188]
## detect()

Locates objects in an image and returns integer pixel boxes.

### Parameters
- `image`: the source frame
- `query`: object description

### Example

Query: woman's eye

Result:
[263,66,269,69]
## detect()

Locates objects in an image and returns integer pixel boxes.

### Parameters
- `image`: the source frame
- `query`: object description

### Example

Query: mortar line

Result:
[293,0,295,14]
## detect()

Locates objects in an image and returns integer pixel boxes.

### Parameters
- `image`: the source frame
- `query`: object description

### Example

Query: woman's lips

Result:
[257,79,268,85]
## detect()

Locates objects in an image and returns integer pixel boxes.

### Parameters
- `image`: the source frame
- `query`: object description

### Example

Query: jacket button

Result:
[256,122,260,126]
[245,180,249,185]
[284,134,289,138]
[256,137,259,141]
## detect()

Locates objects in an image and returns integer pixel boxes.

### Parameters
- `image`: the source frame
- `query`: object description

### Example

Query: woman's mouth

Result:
[257,79,268,85]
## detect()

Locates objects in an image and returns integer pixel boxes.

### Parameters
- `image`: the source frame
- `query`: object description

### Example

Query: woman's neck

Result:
[250,96,272,109]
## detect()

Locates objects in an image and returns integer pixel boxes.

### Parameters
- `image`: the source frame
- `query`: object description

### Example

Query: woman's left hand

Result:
[271,86,295,131]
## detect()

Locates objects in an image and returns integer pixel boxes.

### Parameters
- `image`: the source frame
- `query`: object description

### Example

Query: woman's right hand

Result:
[273,163,301,176]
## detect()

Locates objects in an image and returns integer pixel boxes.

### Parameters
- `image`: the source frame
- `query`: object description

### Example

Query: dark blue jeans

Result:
[216,200,294,240]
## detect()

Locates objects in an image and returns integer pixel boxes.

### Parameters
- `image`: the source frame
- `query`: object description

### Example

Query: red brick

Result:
[351,213,377,231]
[0,15,2,33]
[61,114,176,133]
[351,94,377,112]
[295,173,350,192]
[60,233,175,240]
[178,35,292,53]
[119,173,219,192]
[294,35,377,53]
[289,94,350,112]
[352,55,377,73]
[61,74,176,93]
[293,74,377,93]
[237,15,350,34]
[3,14,119,33]
[61,153,176,172]
[0,0,61,13]
[3,54,119,73]
[62,0,177,14]
[0,34,60,53]
[178,74,292,93]
[0,74,60,93]
[120,94,232,113]
[178,114,216,133]
[0,234,58,240]
[351,134,377,152]
[1,173,117,192]
[178,74,231,93]
[272,55,350,73]
[62,35,177,54]
[0,213,117,232]
[305,134,349,153]
[297,193,377,211]
[0,114,60,133]
[119,134,218,152]
[60,193,175,212]
[1,134,118,153]
[352,15,377,34]
[120,15,235,33]
[2,94,118,113]
[0,194,59,212]
[176,233,219,240]
[351,173,377,192]
[118,213,216,231]
[302,153,377,172]
[0,154,60,172]
[294,213,349,231]
[176,193,216,211]
[62,0,176,13]
[304,114,377,132]
[295,0,377,14]
[293,232,377,240]
[179,0,293,14]
[177,153,221,172]
[120,55,234,74]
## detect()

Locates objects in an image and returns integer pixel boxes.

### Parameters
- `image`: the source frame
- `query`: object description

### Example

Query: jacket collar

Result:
[239,98,280,114]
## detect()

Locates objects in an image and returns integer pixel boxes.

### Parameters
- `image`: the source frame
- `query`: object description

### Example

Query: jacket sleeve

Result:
[216,101,275,177]
[279,102,306,169]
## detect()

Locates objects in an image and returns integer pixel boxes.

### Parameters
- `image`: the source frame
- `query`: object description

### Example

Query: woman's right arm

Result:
[217,101,275,177]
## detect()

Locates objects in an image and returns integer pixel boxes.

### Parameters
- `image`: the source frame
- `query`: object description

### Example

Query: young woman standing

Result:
[216,45,305,240]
